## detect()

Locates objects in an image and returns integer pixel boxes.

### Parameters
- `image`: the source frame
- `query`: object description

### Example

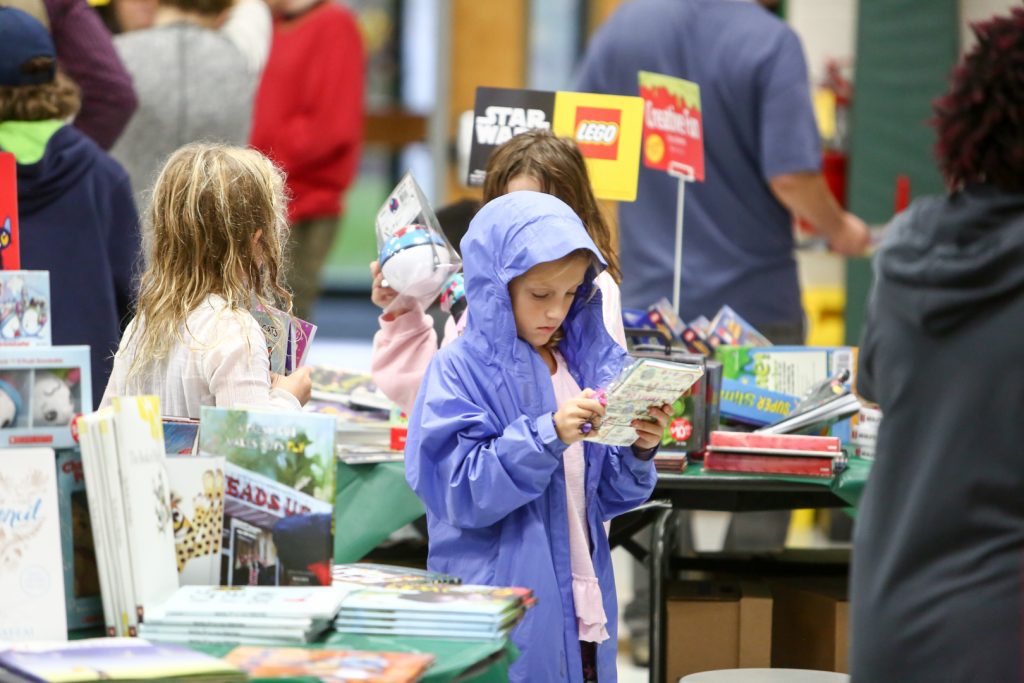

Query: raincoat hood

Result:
[460,191,624,390]
[874,185,1024,335]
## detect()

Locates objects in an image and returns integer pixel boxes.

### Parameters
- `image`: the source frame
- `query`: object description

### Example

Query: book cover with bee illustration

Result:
[198,407,336,588]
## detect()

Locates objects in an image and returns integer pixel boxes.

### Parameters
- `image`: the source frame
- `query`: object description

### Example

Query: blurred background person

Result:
[850,9,1024,683]
[110,0,270,208]
[250,0,365,322]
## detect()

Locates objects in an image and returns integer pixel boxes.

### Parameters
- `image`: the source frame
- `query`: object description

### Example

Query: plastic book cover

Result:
[224,645,434,683]
[340,584,532,616]
[109,396,180,624]
[151,585,352,621]
[162,417,199,455]
[0,638,244,681]
[199,407,336,587]
[0,271,50,346]
[55,448,103,631]
[584,357,704,447]
[332,562,460,587]
[165,456,225,586]
[707,305,772,348]
[0,447,67,641]
[0,152,19,270]
[0,345,92,449]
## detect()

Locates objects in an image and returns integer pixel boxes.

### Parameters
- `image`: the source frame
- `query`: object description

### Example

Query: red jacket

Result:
[250,2,364,223]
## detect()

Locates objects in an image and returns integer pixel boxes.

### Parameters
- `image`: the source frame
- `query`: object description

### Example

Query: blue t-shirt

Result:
[576,0,821,327]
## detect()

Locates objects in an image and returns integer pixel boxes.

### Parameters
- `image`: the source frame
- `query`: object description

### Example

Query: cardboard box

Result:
[771,579,849,673]
[665,580,772,680]
[0,345,91,449]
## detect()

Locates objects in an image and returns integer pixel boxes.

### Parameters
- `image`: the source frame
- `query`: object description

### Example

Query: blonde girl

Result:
[371,129,626,413]
[101,143,310,416]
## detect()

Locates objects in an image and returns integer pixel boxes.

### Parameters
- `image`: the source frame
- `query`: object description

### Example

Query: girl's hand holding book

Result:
[554,389,607,445]
[631,403,673,451]
[271,366,312,406]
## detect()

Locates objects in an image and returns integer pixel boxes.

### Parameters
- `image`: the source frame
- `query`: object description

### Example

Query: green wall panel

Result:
[844,0,959,344]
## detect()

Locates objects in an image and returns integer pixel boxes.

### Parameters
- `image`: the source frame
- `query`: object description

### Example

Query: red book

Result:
[0,152,19,270]
[708,431,841,457]
[703,451,834,478]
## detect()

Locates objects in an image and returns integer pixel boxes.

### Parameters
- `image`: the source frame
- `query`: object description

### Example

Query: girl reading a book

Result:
[101,143,311,416]
[404,191,671,683]
[371,130,627,413]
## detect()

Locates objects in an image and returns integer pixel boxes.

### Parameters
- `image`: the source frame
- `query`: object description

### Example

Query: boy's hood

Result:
[873,185,1024,335]
[3,124,97,214]
[460,189,610,370]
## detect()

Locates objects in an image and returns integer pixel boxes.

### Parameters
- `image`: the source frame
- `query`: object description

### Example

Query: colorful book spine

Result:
[719,378,799,426]
[708,431,842,456]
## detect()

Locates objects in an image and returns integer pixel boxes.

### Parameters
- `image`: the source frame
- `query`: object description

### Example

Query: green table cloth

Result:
[195,634,515,683]
[333,461,425,563]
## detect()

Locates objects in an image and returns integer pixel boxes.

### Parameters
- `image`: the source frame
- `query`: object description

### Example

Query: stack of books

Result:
[224,645,434,683]
[77,396,180,637]
[703,431,844,478]
[332,583,534,641]
[304,367,406,464]
[138,585,351,645]
[654,452,688,473]
[0,639,244,682]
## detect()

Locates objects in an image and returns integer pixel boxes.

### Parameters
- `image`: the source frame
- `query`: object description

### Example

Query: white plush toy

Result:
[379,224,458,301]
[0,378,21,429]
[32,372,75,426]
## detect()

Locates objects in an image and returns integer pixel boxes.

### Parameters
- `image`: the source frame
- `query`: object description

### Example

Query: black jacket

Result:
[850,185,1024,683]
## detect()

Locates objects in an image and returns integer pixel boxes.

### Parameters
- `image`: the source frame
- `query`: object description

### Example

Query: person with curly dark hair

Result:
[849,9,1024,682]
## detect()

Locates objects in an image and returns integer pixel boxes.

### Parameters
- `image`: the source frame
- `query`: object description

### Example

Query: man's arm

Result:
[44,0,138,150]
[769,171,870,255]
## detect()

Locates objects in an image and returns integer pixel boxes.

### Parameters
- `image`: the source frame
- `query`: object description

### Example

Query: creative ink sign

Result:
[468,87,644,201]
[638,71,704,180]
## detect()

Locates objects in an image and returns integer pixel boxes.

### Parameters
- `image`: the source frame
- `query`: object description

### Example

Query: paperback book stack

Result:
[76,396,180,636]
[0,639,245,682]
[305,367,406,464]
[703,431,845,478]
[138,585,351,645]
[332,583,535,641]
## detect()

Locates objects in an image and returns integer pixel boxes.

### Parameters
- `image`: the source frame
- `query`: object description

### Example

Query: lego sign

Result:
[638,71,704,181]
[468,87,643,201]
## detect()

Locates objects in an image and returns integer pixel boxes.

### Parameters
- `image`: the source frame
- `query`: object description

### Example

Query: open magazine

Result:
[584,357,704,447]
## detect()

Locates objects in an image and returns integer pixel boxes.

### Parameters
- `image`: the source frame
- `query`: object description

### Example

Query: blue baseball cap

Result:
[0,8,56,87]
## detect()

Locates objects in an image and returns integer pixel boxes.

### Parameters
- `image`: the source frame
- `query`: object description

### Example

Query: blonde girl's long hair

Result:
[482,129,622,283]
[125,143,291,379]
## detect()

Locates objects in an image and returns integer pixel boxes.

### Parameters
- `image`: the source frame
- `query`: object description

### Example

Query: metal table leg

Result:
[649,507,678,683]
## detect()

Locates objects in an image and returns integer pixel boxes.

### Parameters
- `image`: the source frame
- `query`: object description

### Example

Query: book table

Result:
[640,457,870,683]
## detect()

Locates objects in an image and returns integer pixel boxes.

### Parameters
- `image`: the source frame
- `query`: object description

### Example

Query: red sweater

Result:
[250,2,364,223]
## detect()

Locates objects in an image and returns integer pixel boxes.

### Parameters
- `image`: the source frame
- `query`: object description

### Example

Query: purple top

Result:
[43,0,137,149]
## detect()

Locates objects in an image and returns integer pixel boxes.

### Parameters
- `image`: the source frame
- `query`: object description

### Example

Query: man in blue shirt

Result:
[576,0,868,343]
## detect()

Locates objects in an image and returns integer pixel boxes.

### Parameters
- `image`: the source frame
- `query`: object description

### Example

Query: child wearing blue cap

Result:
[0,7,139,410]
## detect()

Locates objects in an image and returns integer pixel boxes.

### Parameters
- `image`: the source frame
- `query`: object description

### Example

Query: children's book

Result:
[164,456,225,586]
[55,449,103,631]
[198,407,336,587]
[150,585,352,621]
[108,397,180,625]
[251,303,317,377]
[137,622,317,644]
[703,451,837,478]
[0,638,245,682]
[340,584,532,617]
[309,366,394,411]
[0,271,50,346]
[708,431,842,457]
[331,562,460,588]
[0,152,19,271]
[224,645,434,683]
[584,357,705,447]
[0,448,67,641]
[161,417,200,455]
